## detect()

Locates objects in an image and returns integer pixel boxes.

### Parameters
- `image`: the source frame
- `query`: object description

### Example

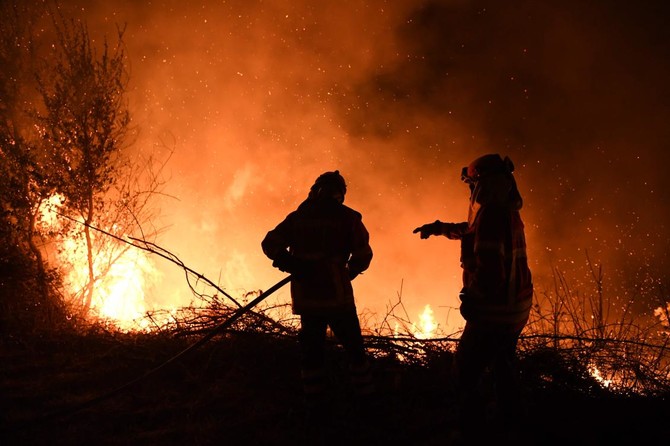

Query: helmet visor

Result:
[461,166,474,184]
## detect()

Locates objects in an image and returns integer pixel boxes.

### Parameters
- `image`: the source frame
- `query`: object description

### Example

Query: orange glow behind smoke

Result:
[40,0,669,334]
[39,192,447,334]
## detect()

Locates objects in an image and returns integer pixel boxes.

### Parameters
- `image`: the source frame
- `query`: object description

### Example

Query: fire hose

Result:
[4,275,292,432]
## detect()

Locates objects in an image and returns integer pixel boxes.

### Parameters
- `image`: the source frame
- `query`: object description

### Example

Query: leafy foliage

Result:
[36,16,130,215]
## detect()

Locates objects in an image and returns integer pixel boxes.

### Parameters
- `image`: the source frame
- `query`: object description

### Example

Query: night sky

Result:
[42,0,670,331]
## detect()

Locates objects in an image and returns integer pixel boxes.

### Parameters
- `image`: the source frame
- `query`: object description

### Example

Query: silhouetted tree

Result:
[1,2,40,263]
[0,2,66,330]
[1,5,168,327]
[35,14,131,315]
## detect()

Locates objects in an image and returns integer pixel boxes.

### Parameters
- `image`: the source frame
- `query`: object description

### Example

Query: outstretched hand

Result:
[413,220,442,239]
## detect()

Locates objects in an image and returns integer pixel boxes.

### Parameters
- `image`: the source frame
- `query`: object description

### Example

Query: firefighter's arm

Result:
[262,216,316,277]
[261,223,288,260]
[413,220,468,239]
[262,219,296,273]
[348,216,373,280]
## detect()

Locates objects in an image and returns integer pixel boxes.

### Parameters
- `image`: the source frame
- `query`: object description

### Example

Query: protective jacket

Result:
[262,196,373,315]
[437,173,533,329]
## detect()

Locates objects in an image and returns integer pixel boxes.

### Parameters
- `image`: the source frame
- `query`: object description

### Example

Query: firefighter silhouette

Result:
[414,154,533,432]
[262,170,374,413]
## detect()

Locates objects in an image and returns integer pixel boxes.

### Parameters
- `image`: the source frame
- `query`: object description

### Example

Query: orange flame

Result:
[413,304,438,339]
[588,362,614,389]
[38,195,161,331]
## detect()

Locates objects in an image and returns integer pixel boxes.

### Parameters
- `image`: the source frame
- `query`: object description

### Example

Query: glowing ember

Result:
[654,304,670,328]
[38,193,66,228]
[588,362,613,389]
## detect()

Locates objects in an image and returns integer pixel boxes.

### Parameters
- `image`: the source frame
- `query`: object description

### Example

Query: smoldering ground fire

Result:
[9,0,670,337]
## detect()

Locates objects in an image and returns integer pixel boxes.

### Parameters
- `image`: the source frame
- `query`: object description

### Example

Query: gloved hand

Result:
[412,220,443,239]
[272,251,311,277]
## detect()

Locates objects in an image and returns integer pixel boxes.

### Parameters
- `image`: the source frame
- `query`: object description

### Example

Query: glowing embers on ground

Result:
[588,362,614,388]
[38,194,161,331]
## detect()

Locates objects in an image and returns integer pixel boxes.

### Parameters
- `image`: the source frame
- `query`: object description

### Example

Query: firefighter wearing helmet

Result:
[262,170,374,414]
[413,154,533,434]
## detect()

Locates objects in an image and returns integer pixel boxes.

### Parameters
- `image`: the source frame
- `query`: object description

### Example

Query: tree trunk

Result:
[82,194,95,315]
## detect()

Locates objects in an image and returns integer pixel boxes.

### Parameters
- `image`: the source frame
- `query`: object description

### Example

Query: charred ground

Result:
[2,260,670,446]
[2,322,669,446]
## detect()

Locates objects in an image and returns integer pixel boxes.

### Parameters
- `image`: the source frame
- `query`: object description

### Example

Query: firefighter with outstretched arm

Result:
[413,154,533,435]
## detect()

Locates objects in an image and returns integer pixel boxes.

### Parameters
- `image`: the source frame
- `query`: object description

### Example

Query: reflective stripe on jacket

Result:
[459,205,533,327]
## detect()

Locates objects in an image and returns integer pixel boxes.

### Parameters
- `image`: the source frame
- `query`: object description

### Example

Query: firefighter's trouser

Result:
[452,321,524,428]
[299,309,374,398]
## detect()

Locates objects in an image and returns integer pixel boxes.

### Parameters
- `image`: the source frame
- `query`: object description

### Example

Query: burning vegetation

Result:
[2,2,670,445]
[2,261,670,444]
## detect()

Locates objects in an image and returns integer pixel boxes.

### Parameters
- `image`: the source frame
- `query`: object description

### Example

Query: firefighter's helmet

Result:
[309,170,347,200]
[461,154,515,184]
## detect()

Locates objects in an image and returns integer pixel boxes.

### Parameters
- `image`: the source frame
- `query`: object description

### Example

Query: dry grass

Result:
[2,322,669,446]
[2,261,670,445]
